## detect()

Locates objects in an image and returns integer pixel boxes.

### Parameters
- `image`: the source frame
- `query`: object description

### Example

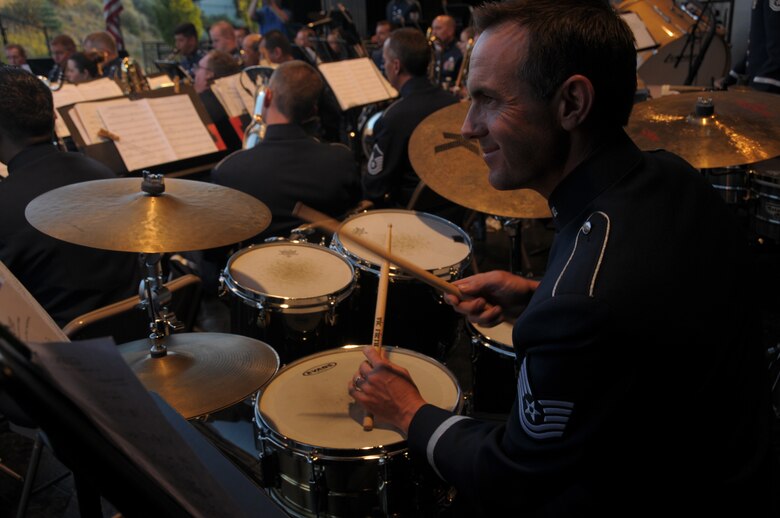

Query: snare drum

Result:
[331,209,472,358]
[468,321,518,415]
[254,346,462,517]
[702,166,749,205]
[618,0,729,86]
[221,242,355,363]
[750,159,780,242]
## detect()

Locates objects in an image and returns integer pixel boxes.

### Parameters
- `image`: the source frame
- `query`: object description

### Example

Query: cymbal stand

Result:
[497,217,533,277]
[138,173,183,358]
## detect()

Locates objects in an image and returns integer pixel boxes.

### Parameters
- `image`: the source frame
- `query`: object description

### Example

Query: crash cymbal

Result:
[627,90,780,169]
[25,176,271,253]
[409,102,550,219]
[119,332,279,419]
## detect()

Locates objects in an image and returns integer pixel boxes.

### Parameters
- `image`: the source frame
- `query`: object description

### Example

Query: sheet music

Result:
[52,84,85,109]
[72,98,131,145]
[75,77,124,101]
[318,57,398,111]
[0,261,69,343]
[620,12,657,51]
[147,74,174,90]
[237,72,257,114]
[97,100,177,171]
[27,337,251,517]
[148,95,218,160]
[212,74,249,118]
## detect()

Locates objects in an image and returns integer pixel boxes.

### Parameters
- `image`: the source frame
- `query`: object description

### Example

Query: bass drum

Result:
[254,346,462,517]
[618,0,729,86]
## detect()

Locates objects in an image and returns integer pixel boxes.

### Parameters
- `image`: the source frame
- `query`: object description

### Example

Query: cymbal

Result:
[119,332,279,419]
[409,102,550,219]
[25,177,271,253]
[626,90,780,169]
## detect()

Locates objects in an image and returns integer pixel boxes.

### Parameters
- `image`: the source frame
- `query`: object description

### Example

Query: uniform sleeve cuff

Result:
[408,404,470,480]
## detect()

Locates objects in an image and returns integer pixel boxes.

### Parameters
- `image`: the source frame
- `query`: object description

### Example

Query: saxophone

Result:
[243,66,275,149]
[119,57,150,94]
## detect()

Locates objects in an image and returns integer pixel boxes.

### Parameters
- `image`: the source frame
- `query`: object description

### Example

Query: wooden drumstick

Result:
[363,225,392,431]
[293,203,464,299]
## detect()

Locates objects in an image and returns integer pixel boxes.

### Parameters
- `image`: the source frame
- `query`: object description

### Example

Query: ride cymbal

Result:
[409,102,550,219]
[25,176,271,253]
[119,332,279,419]
[627,90,780,169]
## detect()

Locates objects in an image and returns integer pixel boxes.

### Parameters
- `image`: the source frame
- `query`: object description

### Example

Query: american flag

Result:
[103,0,124,51]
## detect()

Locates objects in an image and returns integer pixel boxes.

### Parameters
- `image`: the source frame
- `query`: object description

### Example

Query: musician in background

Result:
[65,51,102,84]
[48,34,76,84]
[457,25,475,56]
[248,0,291,37]
[209,21,242,65]
[431,15,462,88]
[294,27,319,65]
[83,31,122,79]
[386,0,421,29]
[173,22,205,79]
[260,30,295,65]
[325,28,349,62]
[350,1,772,515]
[241,33,263,68]
[363,28,457,211]
[0,65,138,326]
[212,60,359,242]
[234,26,250,49]
[3,44,31,73]
[194,50,243,152]
[371,20,394,73]
[721,0,780,94]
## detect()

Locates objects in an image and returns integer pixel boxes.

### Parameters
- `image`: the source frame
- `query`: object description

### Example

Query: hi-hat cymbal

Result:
[25,177,271,253]
[119,332,279,419]
[626,90,780,169]
[409,102,550,219]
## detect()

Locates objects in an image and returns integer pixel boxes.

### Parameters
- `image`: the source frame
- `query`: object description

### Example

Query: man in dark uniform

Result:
[371,20,393,73]
[362,28,457,209]
[431,15,462,88]
[209,21,242,65]
[47,34,76,84]
[83,31,123,80]
[723,0,780,93]
[0,66,138,327]
[194,50,243,152]
[212,60,360,241]
[349,1,772,516]
[173,22,205,79]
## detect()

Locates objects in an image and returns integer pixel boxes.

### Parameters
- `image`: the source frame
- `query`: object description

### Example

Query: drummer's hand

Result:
[445,270,539,326]
[348,346,426,435]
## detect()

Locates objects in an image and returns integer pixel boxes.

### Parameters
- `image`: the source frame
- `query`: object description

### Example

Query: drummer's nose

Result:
[461,103,485,140]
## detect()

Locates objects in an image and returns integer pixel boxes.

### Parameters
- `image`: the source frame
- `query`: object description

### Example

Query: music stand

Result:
[0,325,285,518]
[154,60,192,82]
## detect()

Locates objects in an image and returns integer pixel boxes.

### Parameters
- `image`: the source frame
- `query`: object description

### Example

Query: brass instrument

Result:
[425,27,442,86]
[119,57,150,94]
[243,66,275,149]
[453,37,474,96]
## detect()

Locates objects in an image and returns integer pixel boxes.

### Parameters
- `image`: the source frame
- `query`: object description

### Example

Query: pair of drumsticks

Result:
[292,203,465,432]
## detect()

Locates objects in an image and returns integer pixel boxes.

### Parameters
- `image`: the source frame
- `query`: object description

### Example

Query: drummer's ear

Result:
[556,74,594,132]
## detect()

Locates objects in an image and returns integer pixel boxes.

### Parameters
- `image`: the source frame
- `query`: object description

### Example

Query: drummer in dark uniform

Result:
[349,1,772,515]
[362,28,457,212]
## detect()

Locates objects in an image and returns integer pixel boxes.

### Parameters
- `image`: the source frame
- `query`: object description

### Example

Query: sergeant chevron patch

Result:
[367,144,384,175]
[518,359,574,440]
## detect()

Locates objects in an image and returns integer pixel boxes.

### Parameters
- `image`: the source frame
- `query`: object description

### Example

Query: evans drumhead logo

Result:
[303,362,337,376]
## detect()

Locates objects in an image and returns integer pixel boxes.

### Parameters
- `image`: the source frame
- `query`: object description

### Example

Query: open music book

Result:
[318,57,398,111]
[52,78,125,138]
[210,71,259,118]
[67,94,218,172]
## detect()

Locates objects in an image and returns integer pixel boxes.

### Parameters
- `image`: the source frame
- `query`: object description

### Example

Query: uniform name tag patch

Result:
[518,359,574,440]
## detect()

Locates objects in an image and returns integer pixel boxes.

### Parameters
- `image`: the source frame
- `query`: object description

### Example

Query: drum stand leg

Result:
[502,219,533,276]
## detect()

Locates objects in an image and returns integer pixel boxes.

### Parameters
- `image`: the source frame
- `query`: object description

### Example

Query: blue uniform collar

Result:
[547,129,643,231]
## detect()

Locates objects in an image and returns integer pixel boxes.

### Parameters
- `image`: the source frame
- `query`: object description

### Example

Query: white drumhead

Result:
[472,321,515,350]
[258,347,460,449]
[228,243,353,299]
[337,211,470,272]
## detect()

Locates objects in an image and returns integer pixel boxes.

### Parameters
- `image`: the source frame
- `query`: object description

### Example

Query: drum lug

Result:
[254,428,278,488]
[255,305,269,329]
[326,296,338,325]
[377,451,391,516]
[307,451,326,516]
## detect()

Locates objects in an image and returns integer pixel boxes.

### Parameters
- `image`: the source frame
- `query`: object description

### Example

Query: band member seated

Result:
[83,31,123,79]
[209,21,242,65]
[371,20,393,73]
[172,22,205,79]
[48,34,76,84]
[65,51,102,84]
[0,65,139,326]
[212,60,360,240]
[4,44,31,73]
[294,27,319,65]
[241,33,263,68]
[431,15,462,88]
[260,30,295,65]
[349,1,772,516]
[362,28,458,213]
[194,50,243,152]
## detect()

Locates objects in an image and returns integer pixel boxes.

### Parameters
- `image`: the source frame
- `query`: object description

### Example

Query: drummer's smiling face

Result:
[462,23,566,196]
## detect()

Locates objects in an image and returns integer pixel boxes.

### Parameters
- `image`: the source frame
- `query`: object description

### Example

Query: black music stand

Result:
[0,325,285,518]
